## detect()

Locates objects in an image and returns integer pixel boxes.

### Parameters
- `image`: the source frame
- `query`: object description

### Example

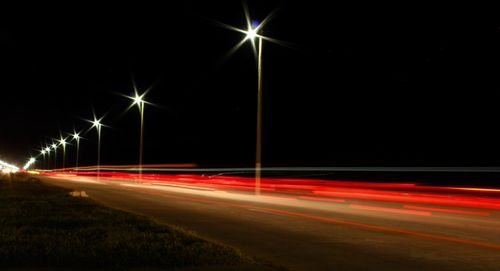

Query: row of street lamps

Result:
[23,15,269,193]
[30,92,147,179]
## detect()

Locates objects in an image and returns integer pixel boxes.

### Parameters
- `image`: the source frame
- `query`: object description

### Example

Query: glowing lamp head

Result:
[92,119,101,128]
[45,147,50,152]
[59,138,66,146]
[246,27,257,41]
[52,144,57,149]
[73,133,80,140]
[41,150,46,155]
[133,94,143,105]
[29,157,35,163]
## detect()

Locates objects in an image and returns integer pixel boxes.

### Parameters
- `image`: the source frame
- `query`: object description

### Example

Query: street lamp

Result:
[51,143,58,169]
[218,6,281,195]
[240,21,264,195]
[40,149,46,170]
[125,91,148,180]
[91,117,104,178]
[45,146,51,170]
[59,137,67,169]
[72,132,80,170]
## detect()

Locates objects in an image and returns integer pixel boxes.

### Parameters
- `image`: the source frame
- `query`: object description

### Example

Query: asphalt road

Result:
[38,175,500,271]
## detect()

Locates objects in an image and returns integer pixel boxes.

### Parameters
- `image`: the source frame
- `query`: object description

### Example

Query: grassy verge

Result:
[0,173,273,270]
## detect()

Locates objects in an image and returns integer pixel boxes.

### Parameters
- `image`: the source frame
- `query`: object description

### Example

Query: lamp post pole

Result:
[255,36,263,195]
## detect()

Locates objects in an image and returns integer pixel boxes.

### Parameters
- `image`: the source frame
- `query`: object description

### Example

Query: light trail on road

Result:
[50,165,500,173]
[34,166,500,270]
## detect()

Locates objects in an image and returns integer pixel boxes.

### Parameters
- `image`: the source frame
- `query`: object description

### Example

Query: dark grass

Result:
[0,173,269,270]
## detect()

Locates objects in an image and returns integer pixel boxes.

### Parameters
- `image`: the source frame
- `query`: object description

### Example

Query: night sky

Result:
[1,2,500,167]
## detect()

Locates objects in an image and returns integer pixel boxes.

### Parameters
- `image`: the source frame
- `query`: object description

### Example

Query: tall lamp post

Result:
[40,149,46,170]
[51,143,58,169]
[91,117,103,178]
[221,16,269,195]
[72,132,80,170]
[242,22,264,195]
[125,92,148,180]
[59,137,67,169]
[45,146,51,170]
[220,8,280,195]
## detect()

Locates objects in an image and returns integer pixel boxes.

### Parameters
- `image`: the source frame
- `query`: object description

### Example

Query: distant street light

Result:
[59,137,67,169]
[45,146,51,170]
[51,143,58,169]
[72,132,81,170]
[91,116,104,178]
[40,149,46,169]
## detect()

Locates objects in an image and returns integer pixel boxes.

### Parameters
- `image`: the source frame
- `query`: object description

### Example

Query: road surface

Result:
[37,173,500,271]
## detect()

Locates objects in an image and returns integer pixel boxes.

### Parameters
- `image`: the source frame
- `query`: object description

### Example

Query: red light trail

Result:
[37,166,500,251]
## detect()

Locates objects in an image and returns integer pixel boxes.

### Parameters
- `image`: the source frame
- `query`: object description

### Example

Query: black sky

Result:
[1,2,500,167]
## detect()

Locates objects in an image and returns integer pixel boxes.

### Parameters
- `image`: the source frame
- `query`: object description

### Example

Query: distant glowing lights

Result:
[0,159,19,173]
[23,157,36,170]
